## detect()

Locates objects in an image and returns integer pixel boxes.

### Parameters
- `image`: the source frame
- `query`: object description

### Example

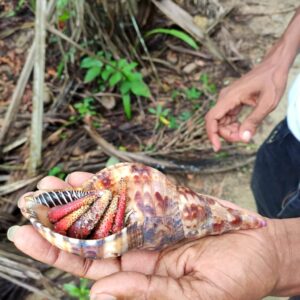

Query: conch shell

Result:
[22,163,266,259]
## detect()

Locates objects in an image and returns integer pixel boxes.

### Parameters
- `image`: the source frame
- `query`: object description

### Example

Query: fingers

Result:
[65,172,94,187]
[239,93,274,141]
[205,96,240,151]
[11,225,121,280]
[90,272,189,300]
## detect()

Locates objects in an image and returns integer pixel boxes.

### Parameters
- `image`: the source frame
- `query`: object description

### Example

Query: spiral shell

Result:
[23,163,266,259]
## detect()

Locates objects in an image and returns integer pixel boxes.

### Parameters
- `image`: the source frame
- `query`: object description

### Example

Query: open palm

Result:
[14,172,279,300]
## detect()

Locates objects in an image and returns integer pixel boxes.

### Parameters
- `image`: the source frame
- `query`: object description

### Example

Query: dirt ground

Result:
[189,1,300,299]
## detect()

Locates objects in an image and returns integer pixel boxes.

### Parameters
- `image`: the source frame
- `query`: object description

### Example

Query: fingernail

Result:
[36,179,44,190]
[212,145,218,152]
[241,130,251,142]
[17,198,23,208]
[7,225,20,242]
[91,294,117,300]
[65,174,70,183]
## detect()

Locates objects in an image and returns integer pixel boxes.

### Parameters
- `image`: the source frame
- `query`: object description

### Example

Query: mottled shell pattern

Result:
[22,163,266,259]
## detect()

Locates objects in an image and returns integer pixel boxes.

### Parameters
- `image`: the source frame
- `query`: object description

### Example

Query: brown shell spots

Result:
[203,195,216,205]
[182,203,207,229]
[96,172,112,189]
[213,220,226,234]
[155,191,165,212]
[227,208,243,227]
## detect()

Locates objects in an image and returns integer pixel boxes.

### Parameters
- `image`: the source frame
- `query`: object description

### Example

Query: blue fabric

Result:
[251,119,300,218]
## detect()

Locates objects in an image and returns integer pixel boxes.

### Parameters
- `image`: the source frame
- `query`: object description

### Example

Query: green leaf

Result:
[120,81,132,95]
[122,94,132,119]
[148,107,156,115]
[64,283,81,297]
[145,28,198,50]
[130,81,150,98]
[58,11,70,22]
[84,67,101,83]
[185,87,201,100]
[101,66,114,81]
[117,59,128,68]
[106,156,120,167]
[80,57,102,69]
[200,73,209,85]
[57,0,68,10]
[179,111,192,121]
[123,62,138,74]
[48,166,62,176]
[109,72,123,87]
[169,116,179,129]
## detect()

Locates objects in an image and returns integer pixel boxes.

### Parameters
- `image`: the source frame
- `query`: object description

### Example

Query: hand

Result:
[205,58,289,151]
[9,172,283,300]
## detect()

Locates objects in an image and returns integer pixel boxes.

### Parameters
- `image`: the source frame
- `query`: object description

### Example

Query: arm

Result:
[272,218,300,296]
[205,8,300,151]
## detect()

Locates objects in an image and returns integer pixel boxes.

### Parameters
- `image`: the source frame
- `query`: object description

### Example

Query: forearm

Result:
[265,7,300,70]
[271,218,300,296]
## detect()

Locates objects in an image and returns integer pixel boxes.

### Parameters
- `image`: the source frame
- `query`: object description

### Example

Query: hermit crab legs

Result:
[22,163,266,259]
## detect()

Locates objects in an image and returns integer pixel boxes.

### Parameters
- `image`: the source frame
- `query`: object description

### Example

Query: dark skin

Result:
[11,172,300,299]
[205,8,300,152]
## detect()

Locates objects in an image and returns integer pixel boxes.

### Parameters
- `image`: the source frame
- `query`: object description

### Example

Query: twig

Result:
[127,0,161,84]
[0,175,43,196]
[0,271,57,300]
[85,125,255,174]
[28,0,47,176]
[0,41,34,145]
[0,0,56,146]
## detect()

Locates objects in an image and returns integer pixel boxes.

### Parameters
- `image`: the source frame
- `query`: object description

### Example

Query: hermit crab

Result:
[23,163,266,259]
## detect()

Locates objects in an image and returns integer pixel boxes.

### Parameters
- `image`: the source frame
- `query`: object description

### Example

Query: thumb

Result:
[239,97,271,142]
[90,271,188,300]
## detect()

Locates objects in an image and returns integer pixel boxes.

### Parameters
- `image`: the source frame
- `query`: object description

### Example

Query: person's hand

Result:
[205,58,289,151]
[10,172,282,300]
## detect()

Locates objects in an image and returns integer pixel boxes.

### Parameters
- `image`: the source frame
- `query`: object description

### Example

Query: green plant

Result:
[72,97,96,120]
[200,73,217,94]
[179,110,192,121]
[214,151,229,160]
[57,47,76,78]
[148,104,170,129]
[64,278,90,300]
[145,28,198,50]
[80,53,150,119]
[48,165,66,179]
[56,0,73,22]
[185,87,201,100]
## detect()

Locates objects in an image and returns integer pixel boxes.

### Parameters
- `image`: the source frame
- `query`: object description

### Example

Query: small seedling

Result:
[185,87,201,101]
[64,278,90,300]
[179,110,192,122]
[200,74,217,94]
[148,104,170,129]
[80,53,150,119]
